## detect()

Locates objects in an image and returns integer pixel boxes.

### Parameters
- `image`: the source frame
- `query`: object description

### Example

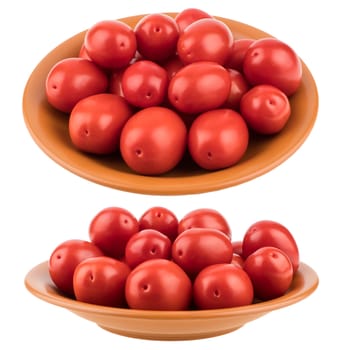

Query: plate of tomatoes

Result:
[22,8,319,195]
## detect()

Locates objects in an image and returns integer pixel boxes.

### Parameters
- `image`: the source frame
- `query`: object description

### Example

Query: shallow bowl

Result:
[24,261,318,341]
[22,14,318,195]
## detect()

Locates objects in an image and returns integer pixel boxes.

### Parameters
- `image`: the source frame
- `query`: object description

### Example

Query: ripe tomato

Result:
[139,206,178,242]
[172,228,233,278]
[68,93,133,154]
[134,13,179,62]
[193,263,254,309]
[188,108,249,170]
[243,37,302,96]
[121,60,169,108]
[48,239,104,296]
[242,220,300,272]
[89,207,139,259]
[240,84,291,135]
[125,259,192,310]
[177,18,234,65]
[168,61,231,114]
[224,68,250,111]
[109,68,126,96]
[177,208,231,239]
[174,8,212,33]
[45,57,108,113]
[225,38,255,72]
[124,229,172,269]
[73,256,130,307]
[84,20,137,70]
[162,55,184,80]
[231,240,243,256]
[119,106,187,175]
[243,246,294,300]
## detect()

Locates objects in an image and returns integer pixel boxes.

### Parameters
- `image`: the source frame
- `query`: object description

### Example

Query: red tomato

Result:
[188,108,249,170]
[68,93,133,154]
[139,206,179,242]
[124,229,172,269]
[162,55,184,80]
[193,263,254,309]
[119,106,187,175]
[174,8,212,34]
[121,60,169,108]
[243,246,294,300]
[240,84,291,135]
[243,38,302,96]
[168,61,231,114]
[45,57,108,113]
[109,68,126,96]
[231,253,244,268]
[224,68,250,111]
[177,18,234,65]
[231,240,243,256]
[242,220,300,272]
[125,259,192,310]
[48,239,104,296]
[73,256,130,307]
[172,228,233,278]
[89,207,139,259]
[134,13,179,62]
[177,208,231,239]
[225,38,255,72]
[84,20,137,70]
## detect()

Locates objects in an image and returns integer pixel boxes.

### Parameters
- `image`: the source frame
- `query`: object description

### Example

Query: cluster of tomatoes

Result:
[45,8,303,175]
[48,206,300,310]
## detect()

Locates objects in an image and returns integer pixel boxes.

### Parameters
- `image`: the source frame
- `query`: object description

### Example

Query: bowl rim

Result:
[22,14,319,196]
[24,261,319,319]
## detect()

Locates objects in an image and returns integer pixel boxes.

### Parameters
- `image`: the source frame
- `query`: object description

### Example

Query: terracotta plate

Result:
[24,261,318,341]
[22,14,319,195]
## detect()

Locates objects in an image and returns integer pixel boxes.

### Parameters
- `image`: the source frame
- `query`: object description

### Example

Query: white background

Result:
[1,0,349,348]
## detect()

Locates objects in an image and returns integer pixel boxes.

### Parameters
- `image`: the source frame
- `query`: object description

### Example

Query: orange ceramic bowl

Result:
[22,14,318,195]
[24,261,318,341]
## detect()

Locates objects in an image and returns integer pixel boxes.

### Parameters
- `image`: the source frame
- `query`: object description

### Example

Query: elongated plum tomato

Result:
[89,207,139,259]
[45,57,108,113]
[119,106,187,175]
[242,219,300,272]
[48,239,104,297]
[240,84,291,135]
[168,61,231,115]
[243,37,302,96]
[68,93,133,155]
[84,20,137,70]
[73,256,131,307]
[177,18,234,65]
[188,109,249,170]
[225,38,255,72]
[193,263,254,309]
[174,8,212,33]
[125,259,192,310]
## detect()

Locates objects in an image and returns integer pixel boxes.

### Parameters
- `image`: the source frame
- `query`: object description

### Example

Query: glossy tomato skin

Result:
[134,13,179,62]
[188,108,249,170]
[193,263,254,309]
[84,20,137,70]
[172,228,234,278]
[45,57,108,113]
[139,206,178,242]
[174,8,212,34]
[121,60,169,108]
[240,84,291,135]
[120,106,187,175]
[243,246,294,300]
[168,61,231,114]
[224,68,250,111]
[89,207,139,260]
[177,208,231,239]
[124,229,172,269]
[243,37,302,96]
[125,259,192,310]
[48,239,104,296]
[68,93,133,154]
[242,219,300,272]
[73,256,131,307]
[225,38,255,72]
[177,18,234,65]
